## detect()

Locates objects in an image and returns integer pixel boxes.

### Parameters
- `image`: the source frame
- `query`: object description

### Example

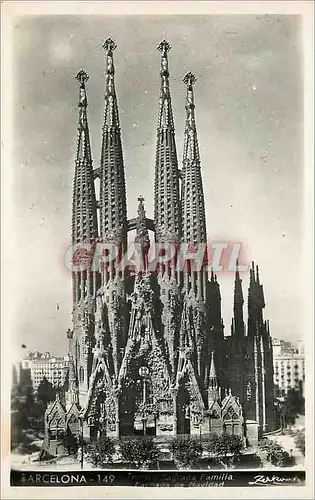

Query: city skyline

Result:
[11,14,303,358]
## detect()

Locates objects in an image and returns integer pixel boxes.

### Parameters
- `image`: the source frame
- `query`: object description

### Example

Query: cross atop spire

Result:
[103,38,117,82]
[208,351,220,403]
[154,38,181,246]
[72,67,98,249]
[250,260,255,283]
[181,69,206,247]
[183,71,197,88]
[76,69,89,112]
[75,69,90,139]
[103,37,117,53]
[76,69,89,85]
[99,36,127,246]
[157,39,171,54]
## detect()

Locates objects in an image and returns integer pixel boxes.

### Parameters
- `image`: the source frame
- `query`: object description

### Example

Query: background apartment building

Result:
[272,338,305,396]
[13,350,69,393]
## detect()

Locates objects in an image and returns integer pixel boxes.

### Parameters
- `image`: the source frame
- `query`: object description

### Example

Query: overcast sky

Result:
[11,14,303,358]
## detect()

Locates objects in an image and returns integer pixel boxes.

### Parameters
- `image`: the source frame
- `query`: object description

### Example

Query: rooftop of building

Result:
[273,352,305,360]
[31,356,69,364]
[22,351,69,363]
[272,338,304,355]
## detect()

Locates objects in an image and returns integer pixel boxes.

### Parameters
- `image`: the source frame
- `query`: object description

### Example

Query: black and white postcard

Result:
[1,1,314,498]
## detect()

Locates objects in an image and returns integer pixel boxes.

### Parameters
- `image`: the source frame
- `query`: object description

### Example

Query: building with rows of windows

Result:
[272,339,305,396]
[13,351,69,393]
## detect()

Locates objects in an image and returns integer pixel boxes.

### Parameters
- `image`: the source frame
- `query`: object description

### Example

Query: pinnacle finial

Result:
[183,72,197,87]
[250,261,255,283]
[235,258,240,278]
[102,37,117,53]
[157,39,171,54]
[209,351,217,381]
[256,264,260,284]
[76,69,89,85]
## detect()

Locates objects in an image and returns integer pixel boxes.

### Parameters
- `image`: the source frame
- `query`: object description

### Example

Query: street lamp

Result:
[138,366,149,436]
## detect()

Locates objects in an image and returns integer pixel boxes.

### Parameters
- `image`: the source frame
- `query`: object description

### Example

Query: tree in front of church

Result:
[171,436,203,469]
[283,388,305,427]
[85,436,116,467]
[205,434,244,468]
[294,430,305,456]
[259,438,295,467]
[36,377,56,408]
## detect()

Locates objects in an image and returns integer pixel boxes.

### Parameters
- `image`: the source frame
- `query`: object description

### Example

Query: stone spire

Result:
[181,72,207,246]
[72,69,98,245]
[99,38,127,250]
[154,40,181,246]
[233,259,245,337]
[181,73,207,303]
[248,260,265,335]
[209,351,218,386]
[208,351,220,403]
[72,70,98,304]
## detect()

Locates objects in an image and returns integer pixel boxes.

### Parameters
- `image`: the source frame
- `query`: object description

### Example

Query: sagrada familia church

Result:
[44,39,274,455]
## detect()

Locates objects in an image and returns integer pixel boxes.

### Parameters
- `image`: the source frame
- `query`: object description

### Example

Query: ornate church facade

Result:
[44,39,274,453]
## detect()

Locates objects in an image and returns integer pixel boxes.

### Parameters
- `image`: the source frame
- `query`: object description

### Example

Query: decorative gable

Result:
[45,398,66,427]
[221,393,243,421]
[208,400,222,419]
